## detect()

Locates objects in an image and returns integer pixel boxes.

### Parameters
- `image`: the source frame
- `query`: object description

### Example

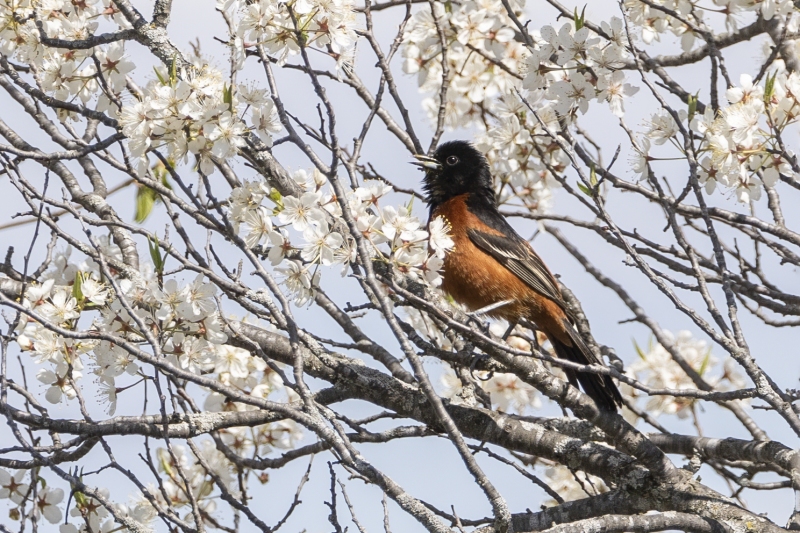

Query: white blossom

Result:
[597,70,639,117]
[0,470,29,504]
[628,331,744,418]
[301,220,344,266]
[484,373,541,413]
[36,486,65,524]
[276,260,318,306]
[278,192,326,231]
[427,216,454,259]
[543,465,607,505]
[215,345,251,380]
[243,207,274,249]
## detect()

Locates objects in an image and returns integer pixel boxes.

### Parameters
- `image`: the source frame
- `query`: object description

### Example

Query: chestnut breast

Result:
[431,194,566,335]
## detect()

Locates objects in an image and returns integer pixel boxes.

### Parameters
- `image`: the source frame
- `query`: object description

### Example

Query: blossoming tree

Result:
[1,0,800,531]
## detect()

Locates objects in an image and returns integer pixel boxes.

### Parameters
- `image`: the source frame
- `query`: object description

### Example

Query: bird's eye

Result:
[446,155,459,166]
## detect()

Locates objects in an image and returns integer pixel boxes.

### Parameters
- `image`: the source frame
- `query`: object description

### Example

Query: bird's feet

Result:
[500,320,518,341]
[469,353,494,381]
[464,313,490,332]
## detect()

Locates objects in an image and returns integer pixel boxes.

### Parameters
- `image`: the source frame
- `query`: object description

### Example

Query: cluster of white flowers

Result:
[133,441,275,527]
[116,0,363,175]
[542,463,608,505]
[0,469,74,525]
[205,357,304,456]
[441,366,542,414]
[476,92,560,213]
[228,171,454,305]
[0,0,133,119]
[16,276,98,405]
[403,7,642,213]
[0,442,255,533]
[0,0,280,174]
[633,72,800,203]
[61,496,156,533]
[402,1,800,209]
[626,330,746,419]
[14,241,310,423]
[696,73,799,202]
[614,1,800,203]
[117,0,363,174]
[403,8,640,125]
[478,17,637,211]
[14,242,223,412]
[10,241,306,529]
[0,0,129,61]
[1,456,238,532]
[220,0,358,68]
[118,69,282,176]
[522,18,637,118]
[402,0,525,129]
[624,0,796,46]
[0,0,360,171]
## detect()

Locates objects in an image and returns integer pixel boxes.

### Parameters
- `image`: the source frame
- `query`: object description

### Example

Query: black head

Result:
[413,141,494,212]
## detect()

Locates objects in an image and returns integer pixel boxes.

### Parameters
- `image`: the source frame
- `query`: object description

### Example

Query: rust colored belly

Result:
[432,194,568,341]
[440,233,543,321]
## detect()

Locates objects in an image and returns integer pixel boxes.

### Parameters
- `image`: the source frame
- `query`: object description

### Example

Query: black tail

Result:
[550,321,622,412]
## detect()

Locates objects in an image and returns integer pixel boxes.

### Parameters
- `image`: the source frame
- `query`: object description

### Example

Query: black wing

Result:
[469,228,622,410]
[555,317,623,410]
[467,228,569,314]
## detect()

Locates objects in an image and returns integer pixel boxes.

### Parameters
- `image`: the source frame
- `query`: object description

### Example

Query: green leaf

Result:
[223,83,233,110]
[589,165,598,187]
[135,185,158,223]
[269,188,284,211]
[170,55,178,86]
[74,491,88,507]
[149,236,165,275]
[159,452,175,478]
[72,272,84,303]
[764,70,777,104]
[135,160,172,223]
[161,171,173,189]
[153,66,168,86]
[152,159,174,190]
[199,480,214,499]
[687,92,698,123]
[577,182,593,197]
[633,339,647,360]
[574,5,587,31]
[152,162,166,183]
[697,348,712,376]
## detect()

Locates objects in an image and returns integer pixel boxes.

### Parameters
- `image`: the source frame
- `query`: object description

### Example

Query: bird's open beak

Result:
[410,154,442,171]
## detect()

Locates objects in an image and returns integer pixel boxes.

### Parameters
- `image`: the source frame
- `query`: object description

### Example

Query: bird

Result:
[412,140,622,412]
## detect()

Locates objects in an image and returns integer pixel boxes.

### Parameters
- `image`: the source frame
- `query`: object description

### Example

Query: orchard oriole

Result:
[413,140,622,411]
